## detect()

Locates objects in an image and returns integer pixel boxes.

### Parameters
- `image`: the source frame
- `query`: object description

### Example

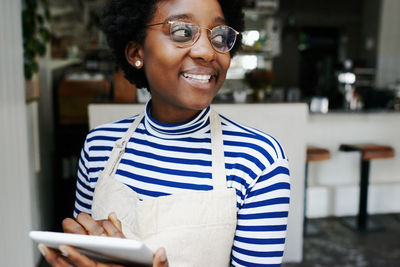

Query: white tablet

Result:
[29,231,153,265]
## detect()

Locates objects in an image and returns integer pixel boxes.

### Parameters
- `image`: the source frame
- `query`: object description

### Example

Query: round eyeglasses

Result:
[147,20,239,53]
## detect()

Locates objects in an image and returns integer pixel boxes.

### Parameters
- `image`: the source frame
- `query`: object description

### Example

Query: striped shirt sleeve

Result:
[73,138,95,218]
[231,158,290,266]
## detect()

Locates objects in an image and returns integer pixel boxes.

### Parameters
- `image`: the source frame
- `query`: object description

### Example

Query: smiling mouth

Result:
[182,73,212,84]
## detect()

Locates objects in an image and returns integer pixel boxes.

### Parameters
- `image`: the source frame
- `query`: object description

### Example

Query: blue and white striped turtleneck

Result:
[74,100,290,266]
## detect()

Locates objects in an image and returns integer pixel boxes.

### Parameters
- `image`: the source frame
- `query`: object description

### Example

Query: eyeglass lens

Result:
[169,21,237,52]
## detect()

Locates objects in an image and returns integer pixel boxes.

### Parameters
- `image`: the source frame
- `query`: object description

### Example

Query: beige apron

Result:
[91,110,237,267]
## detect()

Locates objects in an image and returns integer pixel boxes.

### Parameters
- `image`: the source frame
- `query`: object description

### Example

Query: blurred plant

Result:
[22,0,51,80]
[244,68,274,89]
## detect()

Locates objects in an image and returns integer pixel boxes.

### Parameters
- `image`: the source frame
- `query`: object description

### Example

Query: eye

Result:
[211,27,228,47]
[212,34,226,43]
[170,23,194,42]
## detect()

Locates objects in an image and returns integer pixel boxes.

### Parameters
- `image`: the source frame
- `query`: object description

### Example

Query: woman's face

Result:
[141,0,231,120]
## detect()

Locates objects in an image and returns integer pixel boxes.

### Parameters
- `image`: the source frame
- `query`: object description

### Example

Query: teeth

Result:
[183,73,211,83]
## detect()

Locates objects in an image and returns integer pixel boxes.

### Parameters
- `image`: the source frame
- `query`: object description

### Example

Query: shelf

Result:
[50,6,75,17]
[244,3,279,16]
[85,44,109,51]
[50,59,81,71]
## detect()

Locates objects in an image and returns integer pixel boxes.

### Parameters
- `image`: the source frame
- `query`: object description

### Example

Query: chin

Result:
[185,96,215,110]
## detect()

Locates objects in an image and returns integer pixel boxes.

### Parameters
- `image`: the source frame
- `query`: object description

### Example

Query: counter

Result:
[306,111,400,218]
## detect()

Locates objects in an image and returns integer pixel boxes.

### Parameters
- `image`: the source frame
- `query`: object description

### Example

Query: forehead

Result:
[152,0,225,24]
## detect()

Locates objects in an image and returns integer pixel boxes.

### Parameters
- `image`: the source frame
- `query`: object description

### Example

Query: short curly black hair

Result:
[101,0,244,88]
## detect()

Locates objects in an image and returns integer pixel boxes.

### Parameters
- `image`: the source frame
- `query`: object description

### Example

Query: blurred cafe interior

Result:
[1,0,400,266]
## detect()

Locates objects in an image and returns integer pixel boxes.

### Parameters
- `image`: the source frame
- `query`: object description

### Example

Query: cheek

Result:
[224,57,231,71]
[143,47,181,82]
[219,55,231,76]
[143,31,181,67]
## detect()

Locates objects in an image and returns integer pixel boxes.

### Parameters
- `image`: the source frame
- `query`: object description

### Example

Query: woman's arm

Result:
[231,159,291,266]
[74,138,96,218]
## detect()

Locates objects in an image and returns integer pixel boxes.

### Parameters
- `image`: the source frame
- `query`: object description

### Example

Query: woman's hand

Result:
[38,244,124,267]
[39,244,168,267]
[62,212,124,237]
[39,212,169,266]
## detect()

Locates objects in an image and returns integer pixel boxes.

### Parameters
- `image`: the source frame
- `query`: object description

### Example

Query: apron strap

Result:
[103,110,227,189]
[210,109,227,190]
[104,113,145,177]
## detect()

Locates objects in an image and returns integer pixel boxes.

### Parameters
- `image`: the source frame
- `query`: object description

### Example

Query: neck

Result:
[149,101,202,124]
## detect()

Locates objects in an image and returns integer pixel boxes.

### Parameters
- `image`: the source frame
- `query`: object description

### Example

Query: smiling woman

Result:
[39,0,291,266]
[129,0,232,123]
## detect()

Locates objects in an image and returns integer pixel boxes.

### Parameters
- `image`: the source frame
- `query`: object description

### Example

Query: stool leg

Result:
[358,159,369,230]
[341,158,384,232]
[303,162,309,236]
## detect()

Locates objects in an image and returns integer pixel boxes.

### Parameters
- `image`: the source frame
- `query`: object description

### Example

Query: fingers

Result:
[58,245,124,267]
[39,243,123,267]
[108,212,123,233]
[58,245,96,267]
[38,244,73,267]
[102,212,125,238]
[62,217,88,235]
[153,247,169,267]
[102,220,125,238]
[63,212,125,238]
[76,213,105,236]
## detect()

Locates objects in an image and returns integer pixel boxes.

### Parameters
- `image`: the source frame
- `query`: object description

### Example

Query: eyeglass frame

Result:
[146,20,240,53]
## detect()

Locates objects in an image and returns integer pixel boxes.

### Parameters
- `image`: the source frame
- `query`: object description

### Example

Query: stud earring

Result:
[135,60,142,68]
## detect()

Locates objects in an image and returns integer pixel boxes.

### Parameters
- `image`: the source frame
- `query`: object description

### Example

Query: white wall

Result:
[306,112,400,218]
[0,0,35,266]
[88,103,309,263]
[213,104,307,264]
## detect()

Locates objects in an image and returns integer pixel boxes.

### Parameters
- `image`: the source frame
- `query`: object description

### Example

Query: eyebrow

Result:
[165,14,226,24]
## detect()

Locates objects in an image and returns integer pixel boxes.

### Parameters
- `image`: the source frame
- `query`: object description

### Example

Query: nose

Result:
[189,28,216,62]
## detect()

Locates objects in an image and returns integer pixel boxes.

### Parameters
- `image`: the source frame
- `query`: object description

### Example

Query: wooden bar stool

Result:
[339,143,395,232]
[304,146,330,236]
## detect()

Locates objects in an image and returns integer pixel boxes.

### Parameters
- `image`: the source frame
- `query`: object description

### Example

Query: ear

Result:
[125,41,144,69]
